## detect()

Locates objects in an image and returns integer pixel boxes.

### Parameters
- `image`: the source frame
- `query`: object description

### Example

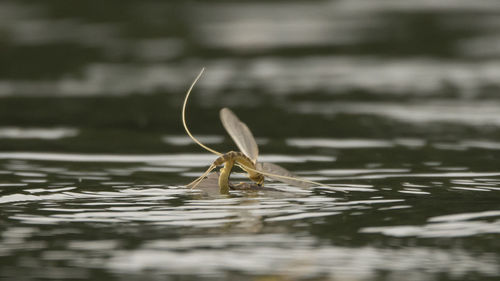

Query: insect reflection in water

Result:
[182,68,346,194]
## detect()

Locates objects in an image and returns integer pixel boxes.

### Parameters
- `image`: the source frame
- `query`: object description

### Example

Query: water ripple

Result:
[0,127,78,139]
[105,234,500,279]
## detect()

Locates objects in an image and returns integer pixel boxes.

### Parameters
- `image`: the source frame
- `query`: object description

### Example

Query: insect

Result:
[182,68,346,194]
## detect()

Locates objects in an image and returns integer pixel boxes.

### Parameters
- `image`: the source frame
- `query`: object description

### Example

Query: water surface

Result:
[1,0,500,280]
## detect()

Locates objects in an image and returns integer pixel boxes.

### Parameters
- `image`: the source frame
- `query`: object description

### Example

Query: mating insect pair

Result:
[182,68,345,194]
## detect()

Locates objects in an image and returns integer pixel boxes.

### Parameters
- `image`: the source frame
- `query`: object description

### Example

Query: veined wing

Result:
[220,108,259,163]
[256,162,314,188]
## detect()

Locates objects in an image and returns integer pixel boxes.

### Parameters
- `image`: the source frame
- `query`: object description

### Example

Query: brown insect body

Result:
[213,151,264,193]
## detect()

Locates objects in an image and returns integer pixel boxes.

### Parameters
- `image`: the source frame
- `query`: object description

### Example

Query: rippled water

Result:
[2,0,500,280]
[2,134,500,280]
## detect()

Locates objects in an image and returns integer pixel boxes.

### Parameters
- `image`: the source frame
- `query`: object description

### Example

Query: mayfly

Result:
[182,68,345,194]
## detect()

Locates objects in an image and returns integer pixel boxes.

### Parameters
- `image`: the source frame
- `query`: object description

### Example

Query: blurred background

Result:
[2,0,500,152]
[2,1,500,281]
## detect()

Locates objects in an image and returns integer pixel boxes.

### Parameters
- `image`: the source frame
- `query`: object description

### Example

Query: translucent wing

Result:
[220,108,259,163]
[256,162,315,188]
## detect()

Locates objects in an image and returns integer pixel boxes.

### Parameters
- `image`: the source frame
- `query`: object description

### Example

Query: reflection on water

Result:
[2,0,500,280]
[0,127,78,139]
[106,235,499,279]
[1,138,500,280]
[2,1,500,97]
[294,101,500,126]
[3,57,500,98]
[362,210,500,238]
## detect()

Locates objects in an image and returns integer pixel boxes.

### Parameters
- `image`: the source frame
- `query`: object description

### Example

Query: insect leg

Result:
[187,164,217,190]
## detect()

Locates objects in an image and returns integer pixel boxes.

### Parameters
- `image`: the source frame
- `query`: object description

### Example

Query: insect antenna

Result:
[182,68,223,157]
